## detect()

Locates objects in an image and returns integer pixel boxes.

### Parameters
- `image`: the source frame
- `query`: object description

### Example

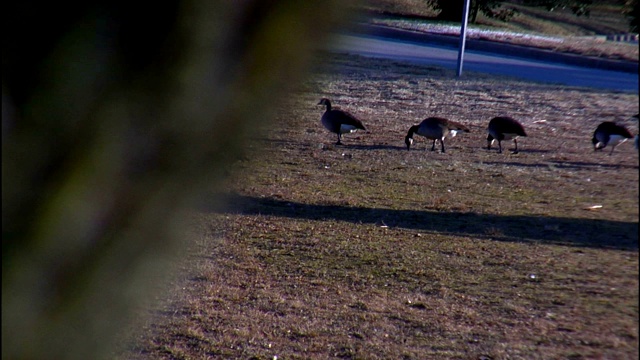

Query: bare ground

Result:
[113,49,639,360]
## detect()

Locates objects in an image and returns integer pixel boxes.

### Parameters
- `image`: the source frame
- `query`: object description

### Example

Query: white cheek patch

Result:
[340,124,358,134]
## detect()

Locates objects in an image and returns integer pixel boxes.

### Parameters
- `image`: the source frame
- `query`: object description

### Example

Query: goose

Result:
[592,121,633,155]
[405,117,470,153]
[317,98,366,145]
[486,116,527,153]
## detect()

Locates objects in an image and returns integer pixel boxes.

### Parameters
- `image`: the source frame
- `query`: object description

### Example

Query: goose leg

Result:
[336,133,342,145]
[440,140,445,153]
[431,140,436,151]
[513,139,518,154]
[498,140,503,153]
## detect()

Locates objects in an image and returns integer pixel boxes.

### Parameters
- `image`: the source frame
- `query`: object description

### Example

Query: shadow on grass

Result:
[345,144,405,151]
[483,148,554,154]
[482,160,639,170]
[204,193,638,251]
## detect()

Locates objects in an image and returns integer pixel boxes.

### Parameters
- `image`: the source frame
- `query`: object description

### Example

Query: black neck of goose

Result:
[324,100,332,111]
[406,125,418,139]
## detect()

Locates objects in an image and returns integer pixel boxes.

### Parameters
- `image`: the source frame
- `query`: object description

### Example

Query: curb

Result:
[347,24,639,74]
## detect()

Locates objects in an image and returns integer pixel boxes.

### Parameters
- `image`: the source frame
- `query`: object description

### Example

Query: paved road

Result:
[330,33,639,93]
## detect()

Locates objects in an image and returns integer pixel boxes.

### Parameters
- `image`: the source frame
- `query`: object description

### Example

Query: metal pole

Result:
[456,0,471,77]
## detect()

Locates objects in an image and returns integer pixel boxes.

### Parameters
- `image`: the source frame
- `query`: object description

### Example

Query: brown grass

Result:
[114,50,639,360]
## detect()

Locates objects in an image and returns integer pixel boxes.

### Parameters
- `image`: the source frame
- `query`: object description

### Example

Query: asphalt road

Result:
[329,33,639,93]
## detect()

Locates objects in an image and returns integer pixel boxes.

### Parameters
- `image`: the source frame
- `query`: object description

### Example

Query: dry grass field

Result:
[115,52,638,359]
[114,3,639,360]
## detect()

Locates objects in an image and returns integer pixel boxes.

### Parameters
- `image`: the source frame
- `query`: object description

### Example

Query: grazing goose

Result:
[592,121,633,155]
[317,98,366,145]
[405,117,470,153]
[486,116,527,153]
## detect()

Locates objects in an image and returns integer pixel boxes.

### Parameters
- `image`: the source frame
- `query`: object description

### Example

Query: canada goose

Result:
[487,116,527,153]
[405,117,470,152]
[592,121,633,155]
[317,98,366,145]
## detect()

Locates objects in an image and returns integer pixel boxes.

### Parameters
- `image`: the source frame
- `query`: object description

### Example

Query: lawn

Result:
[115,50,639,359]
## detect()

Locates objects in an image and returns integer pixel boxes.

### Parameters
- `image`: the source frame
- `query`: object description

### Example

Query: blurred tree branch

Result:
[2,1,351,359]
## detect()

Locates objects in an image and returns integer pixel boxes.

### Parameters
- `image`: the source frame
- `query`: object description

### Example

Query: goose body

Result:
[592,121,633,155]
[487,116,527,153]
[317,98,366,145]
[405,117,470,152]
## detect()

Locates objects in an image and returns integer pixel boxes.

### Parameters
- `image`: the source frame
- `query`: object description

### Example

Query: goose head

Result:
[592,136,606,150]
[405,136,414,150]
[317,98,331,107]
